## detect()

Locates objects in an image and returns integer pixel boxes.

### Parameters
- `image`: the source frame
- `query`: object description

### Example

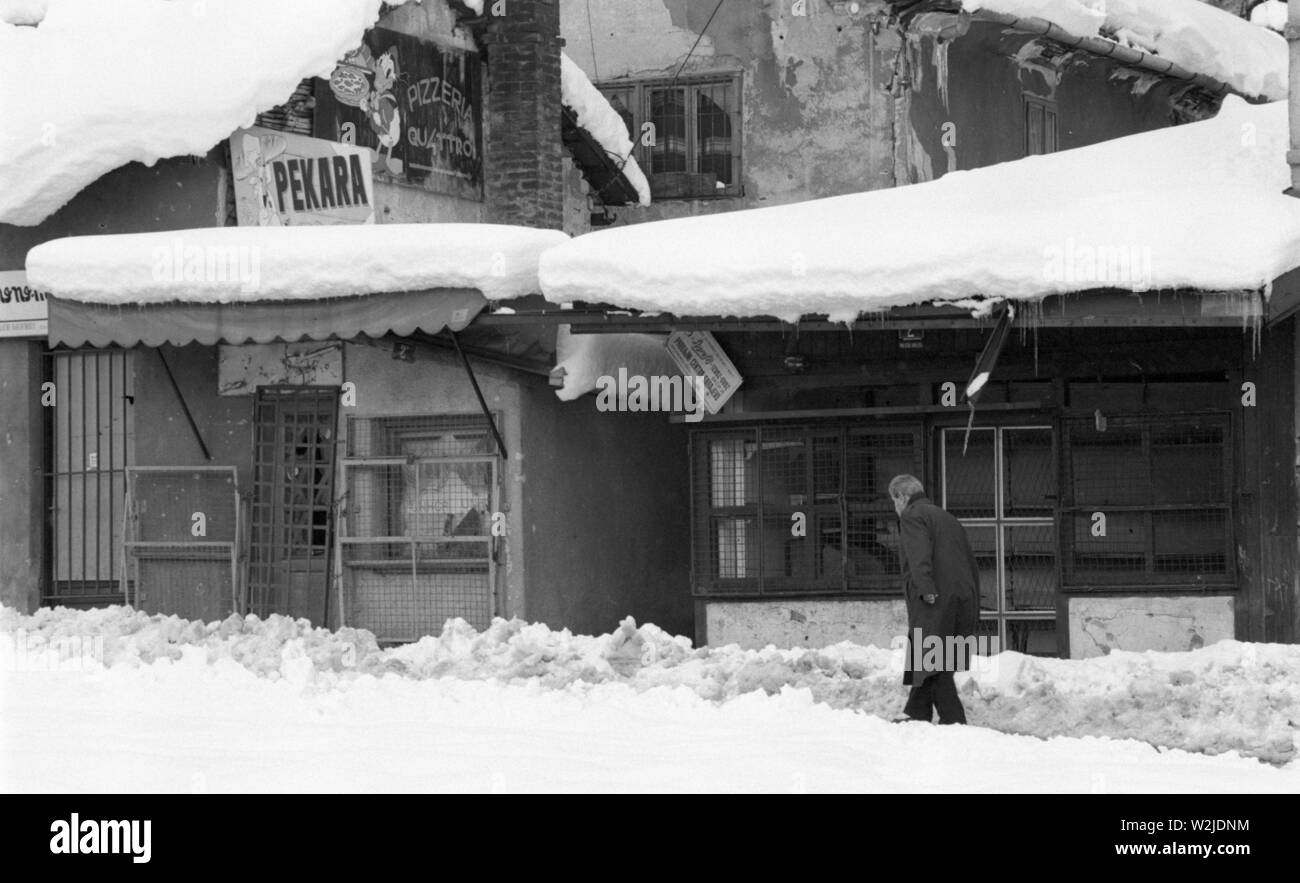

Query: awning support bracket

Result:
[157,349,213,461]
[448,330,508,460]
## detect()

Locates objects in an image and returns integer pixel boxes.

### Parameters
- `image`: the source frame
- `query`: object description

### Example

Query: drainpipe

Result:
[1290,1,1300,193]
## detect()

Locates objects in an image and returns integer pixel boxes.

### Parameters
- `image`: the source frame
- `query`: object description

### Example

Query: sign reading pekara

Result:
[314,28,483,200]
[230,126,375,226]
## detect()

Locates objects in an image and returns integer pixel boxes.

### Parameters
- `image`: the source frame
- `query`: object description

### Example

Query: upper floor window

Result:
[1024,95,1059,156]
[599,74,743,200]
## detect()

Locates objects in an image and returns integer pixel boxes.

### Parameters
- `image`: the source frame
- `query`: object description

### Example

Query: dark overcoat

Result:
[897,493,981,685]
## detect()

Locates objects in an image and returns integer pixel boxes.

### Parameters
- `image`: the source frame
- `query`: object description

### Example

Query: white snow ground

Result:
[2,605,1297,793]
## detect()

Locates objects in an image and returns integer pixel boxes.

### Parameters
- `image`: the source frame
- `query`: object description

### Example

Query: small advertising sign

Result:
[0,270,49,338]
[665,331,743,415]
[230,126,375,226]
[314,28,484,201]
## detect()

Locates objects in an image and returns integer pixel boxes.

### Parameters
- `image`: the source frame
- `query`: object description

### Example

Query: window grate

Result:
[339,414,498,641]
[1060,413,1233,587]
[690,424,923,595]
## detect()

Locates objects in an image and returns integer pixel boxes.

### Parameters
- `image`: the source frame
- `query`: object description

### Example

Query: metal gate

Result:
[337,415,499,642]
[247,386,339,623]
[44,349,134,608]
[939,425,1058,655]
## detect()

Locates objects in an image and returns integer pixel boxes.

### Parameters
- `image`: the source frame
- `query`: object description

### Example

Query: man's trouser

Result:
[903,671,966,724]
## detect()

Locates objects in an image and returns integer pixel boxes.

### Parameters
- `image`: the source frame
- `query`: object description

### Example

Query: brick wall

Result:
[481,0,565,229]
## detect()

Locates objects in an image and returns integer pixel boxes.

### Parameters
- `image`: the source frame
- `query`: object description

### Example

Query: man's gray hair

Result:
[888,474,924,500]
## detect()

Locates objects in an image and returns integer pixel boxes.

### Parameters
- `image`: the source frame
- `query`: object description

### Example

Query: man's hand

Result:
[922,594,938,605]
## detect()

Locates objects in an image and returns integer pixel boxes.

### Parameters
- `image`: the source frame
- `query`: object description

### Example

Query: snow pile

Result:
[25,224,568,303]
[540,97,1300,322]
[551,325,682,400]
[1251,0,1287,32]
[0,0,46,25]
[4,603,1298,765]
[560,52,651,206]
[0,0,391,226]
[962,0,1288,100]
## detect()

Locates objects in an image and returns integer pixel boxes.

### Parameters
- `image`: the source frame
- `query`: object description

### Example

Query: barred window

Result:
[1060,413,1234,587]
[690,424,923,595]
[598,73,743,200]
[339,415,499,641]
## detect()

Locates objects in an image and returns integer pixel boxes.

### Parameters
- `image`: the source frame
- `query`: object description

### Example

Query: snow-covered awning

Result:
[0,0,390,226]
[29,223,567,347]
[539,98,1300,325]
[560,52,650,207]
[956,0,1288,101]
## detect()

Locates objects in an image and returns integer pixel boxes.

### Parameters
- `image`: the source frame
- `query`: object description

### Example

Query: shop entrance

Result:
[247,386,339,622]
[938,425,1059,656]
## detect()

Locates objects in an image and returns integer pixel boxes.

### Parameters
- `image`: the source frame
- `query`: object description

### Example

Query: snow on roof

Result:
[961,0,1288,100]
[560,52,651,206]
[26,223,569,304]
[539,97,1300,324]
[1251,0,1287,32]
[0,0,391,227]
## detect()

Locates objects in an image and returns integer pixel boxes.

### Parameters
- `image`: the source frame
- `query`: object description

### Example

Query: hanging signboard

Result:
[314,28,483,201]
[666,331,743,415]
[230,126,375,226]
[0,270,49,338]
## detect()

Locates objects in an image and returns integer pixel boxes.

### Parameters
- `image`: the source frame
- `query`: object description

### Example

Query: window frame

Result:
[689,422,924,597]
[597,72,745,201]
[1058,411,1236,591]
[1023,94,1059,157]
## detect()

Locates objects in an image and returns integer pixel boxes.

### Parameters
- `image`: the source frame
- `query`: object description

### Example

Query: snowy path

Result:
[3,655,1297,793]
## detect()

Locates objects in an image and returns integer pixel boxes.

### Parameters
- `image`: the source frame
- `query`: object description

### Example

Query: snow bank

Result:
[25,224,568,303]
[539,97,1300,323]
[4,604,1297,765]
[0,0,390,226]
[560,52,651,206]
[962,0,1288,100]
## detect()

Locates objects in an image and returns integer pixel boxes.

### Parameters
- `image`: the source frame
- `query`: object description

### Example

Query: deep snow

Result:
[2,604,1298,792]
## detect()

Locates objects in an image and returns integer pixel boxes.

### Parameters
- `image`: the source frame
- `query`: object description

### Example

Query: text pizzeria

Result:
[271,154,371,214]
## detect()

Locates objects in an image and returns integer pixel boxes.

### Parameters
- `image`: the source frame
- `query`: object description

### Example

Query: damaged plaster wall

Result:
[1067,596,1236,658]
[706,599,909,650]
[560,0,898,223]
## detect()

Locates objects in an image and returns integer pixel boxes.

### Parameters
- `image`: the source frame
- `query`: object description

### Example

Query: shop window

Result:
[690,424,922,595]
[1060,414,1233,587]
[339,414,499,641]
[598,74,743,199]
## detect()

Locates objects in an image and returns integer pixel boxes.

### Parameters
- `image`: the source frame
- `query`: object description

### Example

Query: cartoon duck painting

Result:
[361,48,404,176]
[327,44,404,176]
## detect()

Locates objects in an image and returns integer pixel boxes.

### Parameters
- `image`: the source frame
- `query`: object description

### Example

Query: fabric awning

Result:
[48,287,488,348]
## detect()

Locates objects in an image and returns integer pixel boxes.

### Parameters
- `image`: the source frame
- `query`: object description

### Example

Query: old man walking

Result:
[889,474,981,724]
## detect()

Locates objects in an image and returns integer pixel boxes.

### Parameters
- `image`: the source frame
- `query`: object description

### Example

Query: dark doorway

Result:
[248,386,339,623]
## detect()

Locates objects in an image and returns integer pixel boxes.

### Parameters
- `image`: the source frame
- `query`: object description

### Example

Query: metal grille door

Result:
[940,425,1058,656]
[248,386,339,623]
[44,350,134,607]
